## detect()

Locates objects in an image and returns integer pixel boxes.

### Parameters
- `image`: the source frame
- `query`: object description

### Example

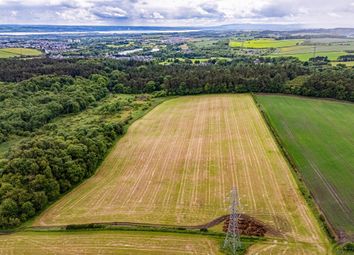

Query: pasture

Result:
[229,39,303,48]
[0,231,222,255]
[160,57,232,65]
[0,48,42,58]
[107,42,135,48]
[269,50,349,61]
[34,94,330,252]
[331,61,354,67]
[268,39,354,61]
[279,43,354,54]
[256,95,354,241]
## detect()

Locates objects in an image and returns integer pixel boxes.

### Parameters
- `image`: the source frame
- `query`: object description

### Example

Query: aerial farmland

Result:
[0,20,353,255]
[29,94,330,254]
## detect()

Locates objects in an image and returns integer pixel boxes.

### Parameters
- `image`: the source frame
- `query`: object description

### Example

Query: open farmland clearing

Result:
[331,61,354,67]
[267,39,354,61]
[35,94,330,252]
[268,51,349,61]
[0,48,42,58]
[229,39,303,48]
[0,231,222,255]
[256,95,354,241]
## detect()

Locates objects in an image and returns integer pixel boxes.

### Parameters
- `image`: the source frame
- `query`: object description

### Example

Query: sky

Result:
[0,0,353,28]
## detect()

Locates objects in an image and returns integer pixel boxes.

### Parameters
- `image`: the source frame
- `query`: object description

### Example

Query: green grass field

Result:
[191,39,219,48]
[279,43,354,54]
[0,48,42,58]
[269,51,349,61]
[304,38,354,44]
[160,57,232,65]
[0,231,223,254]
[331,61,354,67]
[268,41,354,61]
[256,95,354,241]
[229,39,303,49]
[107,42,135,48]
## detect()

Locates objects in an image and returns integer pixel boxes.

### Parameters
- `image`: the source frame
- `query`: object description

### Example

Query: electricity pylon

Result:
[223,188,241,255]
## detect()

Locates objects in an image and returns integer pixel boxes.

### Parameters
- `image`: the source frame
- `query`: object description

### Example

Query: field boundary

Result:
[29,214,280,237]
[256,92,354,105]
[251,93,338,244]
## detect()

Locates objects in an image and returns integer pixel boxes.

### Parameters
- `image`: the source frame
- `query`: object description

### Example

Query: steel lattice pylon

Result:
[223,188,241,255]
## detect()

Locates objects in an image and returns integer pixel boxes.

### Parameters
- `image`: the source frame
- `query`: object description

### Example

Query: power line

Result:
[313,45,317,58]
[224,188,241,255]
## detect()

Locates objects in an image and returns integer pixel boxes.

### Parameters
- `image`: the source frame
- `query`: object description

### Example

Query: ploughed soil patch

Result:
[222,214,277,237]
[192,214,279,237]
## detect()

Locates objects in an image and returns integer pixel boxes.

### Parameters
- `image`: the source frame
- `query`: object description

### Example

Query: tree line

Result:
[0,58,105,82]
[103,60,353,101]
[0,58,352,102]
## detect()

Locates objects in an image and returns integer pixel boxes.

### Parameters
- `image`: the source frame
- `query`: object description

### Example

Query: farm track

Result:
[34,94,331,254]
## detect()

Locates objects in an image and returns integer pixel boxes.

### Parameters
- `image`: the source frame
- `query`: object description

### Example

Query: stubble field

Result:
[0,231,222,255]
[34,94,330,253]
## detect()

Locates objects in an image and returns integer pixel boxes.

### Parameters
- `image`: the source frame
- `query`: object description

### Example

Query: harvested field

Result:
[35,94,330,252]
[0,231,222,255]
[246,242,326,255]
[256,95,354,241]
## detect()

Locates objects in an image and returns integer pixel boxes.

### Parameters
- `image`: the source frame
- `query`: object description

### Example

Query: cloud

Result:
[166,6,224,20]
[56,8,98,22]
[93,6,128,19]
[253,3,297,18]
[152,12,164,19]
[0,0,353,27]
[198,3,225,18]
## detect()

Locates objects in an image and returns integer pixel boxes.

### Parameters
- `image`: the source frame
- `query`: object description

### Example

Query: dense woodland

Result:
[0,59,104,82]
[0,57,353,228]
[0,75,108,143]
[0,58,353,100]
